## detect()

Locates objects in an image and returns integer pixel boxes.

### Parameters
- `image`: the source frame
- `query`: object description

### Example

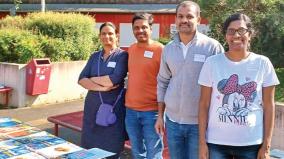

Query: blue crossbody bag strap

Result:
[97,51,123,107]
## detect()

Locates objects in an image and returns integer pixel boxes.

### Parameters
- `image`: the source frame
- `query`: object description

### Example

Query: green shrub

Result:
[0,16,25,29]
[92,32,102,52]
[39,36,71,62]
[25,12,94,39]
[0,28,44,63]
[0,12,99,63]
[25,12,96,61]
[199,0,284,68]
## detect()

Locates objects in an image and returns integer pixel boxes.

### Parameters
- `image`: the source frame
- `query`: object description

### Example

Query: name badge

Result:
[194,54,206,62]
[107,62,116,68]
[144,51,153,58]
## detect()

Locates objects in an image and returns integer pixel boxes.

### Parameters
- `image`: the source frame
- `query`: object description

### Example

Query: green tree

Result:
[0,12,100,63]
[198,0,284,67]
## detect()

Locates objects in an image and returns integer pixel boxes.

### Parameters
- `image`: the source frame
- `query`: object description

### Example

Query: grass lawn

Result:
[275,68,284,103]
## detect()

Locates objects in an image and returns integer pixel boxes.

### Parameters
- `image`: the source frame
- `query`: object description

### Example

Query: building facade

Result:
[0,1,209,47]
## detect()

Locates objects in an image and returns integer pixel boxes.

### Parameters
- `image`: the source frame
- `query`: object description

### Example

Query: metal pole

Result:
[41,0,46,12]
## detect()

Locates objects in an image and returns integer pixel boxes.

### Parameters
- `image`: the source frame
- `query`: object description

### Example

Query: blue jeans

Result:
[165,116,199,159]
[125,108,163,159]
[208,143,260,159]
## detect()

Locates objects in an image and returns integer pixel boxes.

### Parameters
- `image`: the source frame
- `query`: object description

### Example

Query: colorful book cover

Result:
[59,149,96,159]
[35,142,82,159]
[87,148,116,158]
[0,118,21,124]
[23,131,48,138]
[33,134,66,146]
[0,151,13,159]
[14,137,35,145]
[0,121,22,128]
[0,139,22,150]
[0,135,9,142]
[7,146,31,156]
[6,128,40,138]
[15,132,65,146]
[27,133,61,142]
[42,137,66,146]
[14,131,49,145]
[0,124,35,134]
[0,118,11,124]
[25,142,50,150]
[8,152,46,159]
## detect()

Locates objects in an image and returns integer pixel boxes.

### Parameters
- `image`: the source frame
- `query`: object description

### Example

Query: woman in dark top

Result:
[78,22,128,158]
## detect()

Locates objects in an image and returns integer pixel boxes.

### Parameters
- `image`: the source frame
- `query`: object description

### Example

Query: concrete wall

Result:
[0,61,87,107]
[0,63,26,107]
[272,103,284,149]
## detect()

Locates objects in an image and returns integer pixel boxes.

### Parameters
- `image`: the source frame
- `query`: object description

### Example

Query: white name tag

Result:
[144,51,153,58]
[194,54,206,62]
[107,62,116,68]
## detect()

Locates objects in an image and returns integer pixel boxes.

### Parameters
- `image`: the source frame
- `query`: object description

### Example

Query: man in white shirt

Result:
[155,1,224,159]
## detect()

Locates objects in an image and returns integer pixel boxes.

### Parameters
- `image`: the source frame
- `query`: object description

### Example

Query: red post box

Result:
[26,58,51,96]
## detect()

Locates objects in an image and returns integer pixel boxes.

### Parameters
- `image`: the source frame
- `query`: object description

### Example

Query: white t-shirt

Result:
[198,52,280,146]
[180,41,192,59]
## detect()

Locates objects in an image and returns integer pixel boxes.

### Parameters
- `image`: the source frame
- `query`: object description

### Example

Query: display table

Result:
[0,117,115,159]
[47,111,170,158]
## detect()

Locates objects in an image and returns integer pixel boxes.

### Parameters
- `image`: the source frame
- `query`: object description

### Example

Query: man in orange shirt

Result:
[125,13,164,159]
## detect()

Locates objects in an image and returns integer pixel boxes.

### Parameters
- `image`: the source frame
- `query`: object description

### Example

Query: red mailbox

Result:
[26,58,51,95]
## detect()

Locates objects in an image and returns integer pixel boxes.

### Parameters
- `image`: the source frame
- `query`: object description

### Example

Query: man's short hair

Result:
[132,12,154,26]
[176,1,201,17]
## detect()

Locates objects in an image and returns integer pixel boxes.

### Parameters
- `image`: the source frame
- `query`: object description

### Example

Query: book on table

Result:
[58,148,116,159]
[0,117,116,159]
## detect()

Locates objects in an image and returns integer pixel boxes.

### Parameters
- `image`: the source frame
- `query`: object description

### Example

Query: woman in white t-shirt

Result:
[198,13,280,159]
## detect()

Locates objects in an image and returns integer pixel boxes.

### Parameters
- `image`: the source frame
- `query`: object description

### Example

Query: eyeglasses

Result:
[226,27,249,36]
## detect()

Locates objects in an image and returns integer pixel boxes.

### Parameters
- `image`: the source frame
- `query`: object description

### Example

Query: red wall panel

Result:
[0,11,209,38]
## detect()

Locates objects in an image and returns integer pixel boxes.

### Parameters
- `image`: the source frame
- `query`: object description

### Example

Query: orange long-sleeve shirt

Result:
[125,41,164,111]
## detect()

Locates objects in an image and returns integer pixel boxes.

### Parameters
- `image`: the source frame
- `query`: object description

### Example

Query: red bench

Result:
[0,86,13,107]
[47,111,83,136]
[47,111,169,158]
